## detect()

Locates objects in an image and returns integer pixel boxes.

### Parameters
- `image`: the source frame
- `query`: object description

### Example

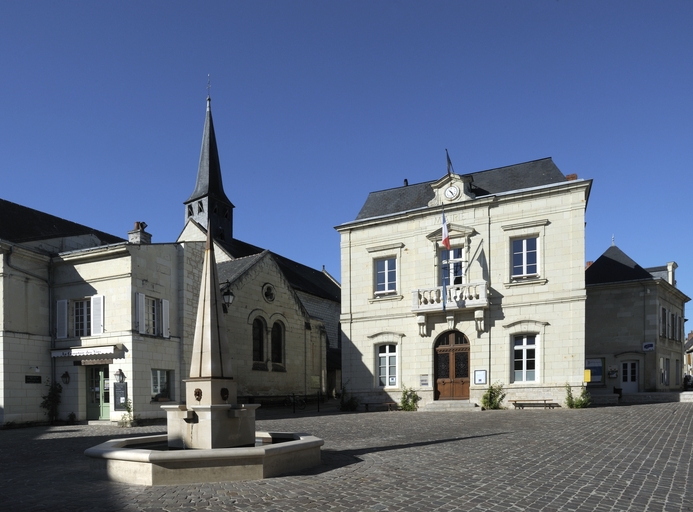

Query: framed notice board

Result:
[113,382,128,411]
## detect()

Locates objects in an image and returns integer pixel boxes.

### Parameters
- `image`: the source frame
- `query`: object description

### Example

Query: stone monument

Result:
[162,230,259,449]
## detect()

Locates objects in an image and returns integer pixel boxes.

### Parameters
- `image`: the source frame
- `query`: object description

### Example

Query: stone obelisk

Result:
[163,229,259,449]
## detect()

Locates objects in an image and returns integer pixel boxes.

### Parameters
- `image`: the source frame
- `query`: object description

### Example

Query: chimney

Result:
[566,174,578,181]
[585,261,593,269]
[128,221,152,245]
[667,261,678,286]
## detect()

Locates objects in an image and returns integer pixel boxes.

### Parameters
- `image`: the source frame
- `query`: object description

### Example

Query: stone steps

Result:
[419,400,480,412]
[590,391,693,406]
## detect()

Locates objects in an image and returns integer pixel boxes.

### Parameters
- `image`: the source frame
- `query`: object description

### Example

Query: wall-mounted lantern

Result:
[114,369,126,383]
[221,281,234,313]
[61,371,71,385]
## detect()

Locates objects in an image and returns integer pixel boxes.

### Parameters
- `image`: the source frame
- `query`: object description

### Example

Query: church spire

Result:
[184,95,235,240]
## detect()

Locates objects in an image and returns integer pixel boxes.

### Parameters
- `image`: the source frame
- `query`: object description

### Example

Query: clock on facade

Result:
[444,185,459,200]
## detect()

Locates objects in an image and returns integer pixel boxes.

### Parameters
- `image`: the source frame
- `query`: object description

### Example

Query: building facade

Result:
[585,245,689,393]
[0,97,339,424]
[337,158,591,407]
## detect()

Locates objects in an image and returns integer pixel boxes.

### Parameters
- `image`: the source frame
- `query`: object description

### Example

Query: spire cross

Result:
[207,74,211,97]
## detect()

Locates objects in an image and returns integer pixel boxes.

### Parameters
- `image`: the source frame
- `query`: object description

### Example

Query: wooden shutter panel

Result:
[137,293,146,334]
[91,295,104,335]
[162,299,170,338]
[56,300,68,339]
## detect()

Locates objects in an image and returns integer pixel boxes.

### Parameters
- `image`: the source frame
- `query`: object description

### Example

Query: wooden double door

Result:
[435,332,470,400]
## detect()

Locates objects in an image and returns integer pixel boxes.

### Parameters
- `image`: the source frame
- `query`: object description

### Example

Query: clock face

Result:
[444,186,459,199]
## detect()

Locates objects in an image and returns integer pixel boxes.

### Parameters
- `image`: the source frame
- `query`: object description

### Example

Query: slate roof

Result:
[185,97,233,207]
[355,157,569,220]
[585,245,653,285]
[216,237,265,259]
[0,198,125,247]
[645,265,669,282]
[216,238,340,303]
[217,252,266,285]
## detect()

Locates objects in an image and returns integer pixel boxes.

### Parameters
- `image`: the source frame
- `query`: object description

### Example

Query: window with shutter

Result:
[137,293,146,334]
[162,299,170,338]
[56,300,68,339]
[91,295,104,335]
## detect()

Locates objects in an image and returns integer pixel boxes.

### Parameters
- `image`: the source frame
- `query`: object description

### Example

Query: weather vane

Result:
[207,74,211,97]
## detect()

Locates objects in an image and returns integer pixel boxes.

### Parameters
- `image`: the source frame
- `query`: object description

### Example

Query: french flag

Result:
[442,210,451,250]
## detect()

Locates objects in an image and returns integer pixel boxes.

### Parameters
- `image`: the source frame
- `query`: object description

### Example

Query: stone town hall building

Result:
[0,97,340,424]
[337,158,592,407]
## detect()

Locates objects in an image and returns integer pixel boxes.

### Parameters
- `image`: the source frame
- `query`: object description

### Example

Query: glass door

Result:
[86,365,110,420]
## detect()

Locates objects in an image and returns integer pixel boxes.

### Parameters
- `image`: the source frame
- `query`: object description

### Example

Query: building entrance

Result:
[434,331,470,400]
[621,361,639,394]
[86,365,110,420]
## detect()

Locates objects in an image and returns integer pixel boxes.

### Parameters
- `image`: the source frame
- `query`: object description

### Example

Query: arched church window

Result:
[271,322,284,365]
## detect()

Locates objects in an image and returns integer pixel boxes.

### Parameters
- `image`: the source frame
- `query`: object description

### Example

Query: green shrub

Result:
[481,381,506,410]
[40,380,62,424]
[400,387,421,411]
[565,383,591,408]
[118,399,141,427]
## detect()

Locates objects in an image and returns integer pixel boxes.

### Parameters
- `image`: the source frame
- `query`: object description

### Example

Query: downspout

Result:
[486,204,492,388]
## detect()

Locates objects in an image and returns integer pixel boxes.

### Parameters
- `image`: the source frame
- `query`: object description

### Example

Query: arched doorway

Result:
[434,331,470,400]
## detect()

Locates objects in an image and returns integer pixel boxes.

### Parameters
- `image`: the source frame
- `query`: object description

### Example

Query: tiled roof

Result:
[586,245,653,285]
[0,198,124,247]
[355,157,568,220]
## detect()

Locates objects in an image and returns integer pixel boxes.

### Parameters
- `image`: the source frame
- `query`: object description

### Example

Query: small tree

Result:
[40,380,63,424]
[565,383,591,408]
[400,387,421,411]
[481,381,506,410]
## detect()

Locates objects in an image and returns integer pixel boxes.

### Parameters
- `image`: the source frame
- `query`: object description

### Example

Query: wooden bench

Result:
[509,399,560,409]
[364,402,398,412]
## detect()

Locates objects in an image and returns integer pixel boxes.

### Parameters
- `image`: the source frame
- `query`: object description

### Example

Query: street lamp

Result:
[221,281,234,313]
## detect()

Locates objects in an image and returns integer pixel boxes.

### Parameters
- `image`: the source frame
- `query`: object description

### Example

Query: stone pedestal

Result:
[163,402,260,449]
[163,378,260,449]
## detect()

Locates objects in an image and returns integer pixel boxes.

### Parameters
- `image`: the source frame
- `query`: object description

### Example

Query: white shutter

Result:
[162,299,170,338]
[56,300,68,339]
[91,295,104,335]
[137,293,146,334]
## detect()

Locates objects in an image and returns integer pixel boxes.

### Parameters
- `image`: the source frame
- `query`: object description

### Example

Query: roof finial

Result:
[612,234,615,246]
[206,74,212,112]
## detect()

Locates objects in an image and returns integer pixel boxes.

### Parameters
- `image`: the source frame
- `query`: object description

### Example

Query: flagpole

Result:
[441,207,449,312]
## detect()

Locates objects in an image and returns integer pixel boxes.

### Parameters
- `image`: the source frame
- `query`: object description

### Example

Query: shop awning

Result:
[51,345,122,359]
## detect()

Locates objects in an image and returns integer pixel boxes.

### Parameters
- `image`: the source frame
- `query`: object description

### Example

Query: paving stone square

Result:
[2,403,693,511]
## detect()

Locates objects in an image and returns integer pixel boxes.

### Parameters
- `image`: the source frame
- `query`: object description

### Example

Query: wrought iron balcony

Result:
[411,281,489,313]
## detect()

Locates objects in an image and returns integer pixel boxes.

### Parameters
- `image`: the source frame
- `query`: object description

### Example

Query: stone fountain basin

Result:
[85,431,324,486]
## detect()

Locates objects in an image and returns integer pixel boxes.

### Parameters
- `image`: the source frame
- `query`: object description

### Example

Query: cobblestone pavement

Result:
[2,402,693,511]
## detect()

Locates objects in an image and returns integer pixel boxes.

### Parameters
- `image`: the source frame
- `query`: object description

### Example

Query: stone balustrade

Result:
[412,281,488,312]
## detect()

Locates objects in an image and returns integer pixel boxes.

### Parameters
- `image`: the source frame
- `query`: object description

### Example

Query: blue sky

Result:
[1,1,692,302]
